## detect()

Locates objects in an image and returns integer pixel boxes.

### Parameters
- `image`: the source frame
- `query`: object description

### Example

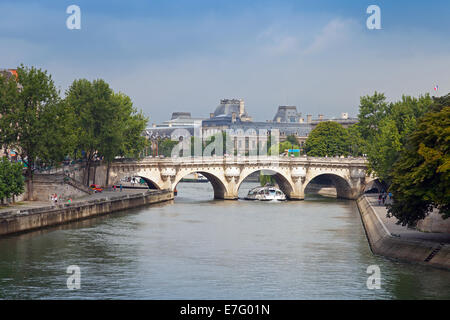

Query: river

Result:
[0,182,449,299]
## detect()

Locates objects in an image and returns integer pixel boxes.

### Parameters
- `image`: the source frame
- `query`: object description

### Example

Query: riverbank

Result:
[357,195,450,270]
[0,189,173,236]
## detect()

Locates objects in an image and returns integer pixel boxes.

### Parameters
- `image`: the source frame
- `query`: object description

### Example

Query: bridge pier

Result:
[223,193,238,200]
[283,179,305,200]
[287,190,305,200]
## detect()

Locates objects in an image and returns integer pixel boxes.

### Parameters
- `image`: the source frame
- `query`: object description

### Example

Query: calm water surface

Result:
[0,182,449,299]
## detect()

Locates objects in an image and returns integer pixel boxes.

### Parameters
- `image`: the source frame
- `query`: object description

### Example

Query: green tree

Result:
[110,92,148,159]
[0,65,75,200]
[387,94,450,226]
[347,124,366,156]
[0,71,20,152]
[268,140,299,156]
[102,92,148,185]
[0,158,8,204]
[304,122,351,157]
[389,94,432,137]
[0,157,25,204]
[286,135,298,146]
[9,160,25,202]
[357,92,389,140]
[366,118,403,183]
[203,131,226,156]
[158,139,179,157]
[65,79,148,186]
[190,136,203,156]
[260,172,275,186]
[359,93,433,184]
[66,79,112,185]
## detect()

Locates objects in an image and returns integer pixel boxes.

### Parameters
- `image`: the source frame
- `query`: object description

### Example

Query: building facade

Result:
[144,98,358,155]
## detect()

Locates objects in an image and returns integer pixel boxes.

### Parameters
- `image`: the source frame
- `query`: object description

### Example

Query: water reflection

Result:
[0,182,448,299]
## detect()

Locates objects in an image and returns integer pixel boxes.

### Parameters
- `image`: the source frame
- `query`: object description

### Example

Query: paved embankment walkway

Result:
[0,189,173,236]
[366,195,450,244]
[357,195,450,270]
[0,189,143,215]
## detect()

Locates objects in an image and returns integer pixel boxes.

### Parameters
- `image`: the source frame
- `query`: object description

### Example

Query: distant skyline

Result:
[1,0,449,123]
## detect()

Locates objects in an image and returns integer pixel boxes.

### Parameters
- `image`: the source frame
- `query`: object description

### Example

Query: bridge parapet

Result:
[118,155,368,166]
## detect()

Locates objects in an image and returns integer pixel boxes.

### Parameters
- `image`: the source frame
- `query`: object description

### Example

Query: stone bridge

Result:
[105,156,374,200]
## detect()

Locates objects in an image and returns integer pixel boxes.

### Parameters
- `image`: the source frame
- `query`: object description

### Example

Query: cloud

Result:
[254,17,357,58]
[256,27,301,56]
[1,1,449,124]
[302,18,356,55]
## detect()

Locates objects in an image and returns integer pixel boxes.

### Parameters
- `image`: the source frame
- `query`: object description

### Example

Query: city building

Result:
[156,112,204,129]
[0,68,18,80]
[144,98,358,155]
[273,106,303,123]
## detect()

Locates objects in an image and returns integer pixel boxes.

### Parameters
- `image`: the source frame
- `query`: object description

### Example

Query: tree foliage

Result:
[158,139,179,157]
[346,124,366,156]
[286,135,298,146]
[0,71,20,150]
[1,65,150,197]
[65,79,148,185]
[365,118,402,182]
[103,92,148,161]
[357,92,432,184]
[304,121,351,157]
[357,91,389,141]
[267,140,300,156]
[0,157,25,203]
[0,65,76,199]
[387,94,450,226]
[260,172,275,186]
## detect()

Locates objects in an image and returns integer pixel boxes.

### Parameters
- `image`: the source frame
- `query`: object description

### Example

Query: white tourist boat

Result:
[245,185,286,201]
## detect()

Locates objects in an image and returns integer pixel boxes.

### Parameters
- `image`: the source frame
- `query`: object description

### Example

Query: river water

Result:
[0,182,449,299]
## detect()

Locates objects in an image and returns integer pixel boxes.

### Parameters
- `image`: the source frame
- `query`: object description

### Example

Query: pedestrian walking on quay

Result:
[378,194,382,205]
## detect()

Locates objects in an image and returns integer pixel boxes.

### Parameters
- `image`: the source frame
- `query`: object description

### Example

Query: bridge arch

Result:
[136,176,161,189]
[304,173,354,199]
[236,168,295,199]
[173,170,229,199]
[111,174,162,190]
[363,178,384,193]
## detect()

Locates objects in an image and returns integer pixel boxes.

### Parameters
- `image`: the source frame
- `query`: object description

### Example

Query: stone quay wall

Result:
[356,196,450,270]
[0,190,173,236]
[30,174,94,201]
[416,212,450,234]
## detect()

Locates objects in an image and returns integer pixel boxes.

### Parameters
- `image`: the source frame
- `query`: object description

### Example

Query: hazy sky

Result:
[1,0,449,123]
